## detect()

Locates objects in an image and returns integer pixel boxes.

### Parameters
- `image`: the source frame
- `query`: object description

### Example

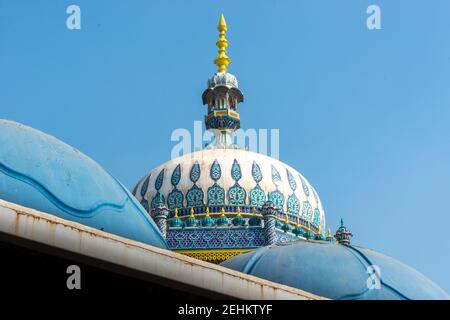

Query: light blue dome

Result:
[221,241,449,300]
[0,119,167,249]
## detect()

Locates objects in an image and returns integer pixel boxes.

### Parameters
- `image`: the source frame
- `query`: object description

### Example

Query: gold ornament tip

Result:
[218,14,227,31]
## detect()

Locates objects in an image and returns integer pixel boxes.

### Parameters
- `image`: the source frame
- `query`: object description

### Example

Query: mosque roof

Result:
[221,240,450,300]
[0,119,167,248]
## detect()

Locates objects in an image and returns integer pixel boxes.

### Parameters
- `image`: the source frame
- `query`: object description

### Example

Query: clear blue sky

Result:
[1,0,450,293]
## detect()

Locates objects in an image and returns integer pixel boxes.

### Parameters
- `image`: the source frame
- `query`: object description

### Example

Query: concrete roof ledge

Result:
[0,199,326,300]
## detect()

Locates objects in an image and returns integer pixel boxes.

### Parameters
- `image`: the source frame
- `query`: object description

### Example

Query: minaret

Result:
[262,196,277,245]
[334,218,353,245]
[151,193,169,238]
[202,14,244,149]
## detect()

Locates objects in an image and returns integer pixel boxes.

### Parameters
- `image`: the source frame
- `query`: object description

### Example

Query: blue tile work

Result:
[299,174,310,197]
[210,159,222,181]
[207,183,226,205]
[135,156,324,236]
[167,165,184,210]
[228,159,246,206]
[286,169,300,215]
[190,161,201,183]
[151,168,166,209]
[166,227,266,250]
[187,161,204,207]
[275,230,300,243]
[313,208,321,227]
[249,161,266,206]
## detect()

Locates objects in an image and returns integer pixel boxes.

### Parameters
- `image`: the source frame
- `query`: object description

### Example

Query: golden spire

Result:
[220,207,226,217]
[214,14,231,73]
[327,228,332,237]
[205,207,210,216]
[174,207,179,218]
[190,207,195,217]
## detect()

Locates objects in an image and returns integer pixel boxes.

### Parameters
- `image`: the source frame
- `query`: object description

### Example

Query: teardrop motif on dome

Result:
[287,194,300,215]
[207,183,225,206]
[140,199,149,212]
[186,184,204,207]
[140,175,150,197]
[155,169,165,191]
[299,175,310,197]
[231,159,242,181]
[228,183,246,206]
[249,185,266,207]
[190,161,201,183]
[251,161,263,184]
[171,164,181,186]
[271,165,282,187]
[132,183,139,197]
[286,169,297,192]
[269,190,285,209]
[210,159,222,181]
[301,201,313,222]
[168,189,184,210]
[313,208,321,227]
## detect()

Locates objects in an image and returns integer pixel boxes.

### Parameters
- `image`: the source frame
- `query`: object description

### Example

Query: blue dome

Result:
[221,241,449,300]
[0,119,167,249]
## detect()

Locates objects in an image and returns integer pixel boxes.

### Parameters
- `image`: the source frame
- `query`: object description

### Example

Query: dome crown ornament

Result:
[214,14,231,73]
[202,15,244,148]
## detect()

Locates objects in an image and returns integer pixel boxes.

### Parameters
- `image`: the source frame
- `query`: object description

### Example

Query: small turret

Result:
[334,218,353,245]
[326,228,334,242]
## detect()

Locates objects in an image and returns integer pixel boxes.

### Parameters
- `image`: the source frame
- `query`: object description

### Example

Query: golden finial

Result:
[296,216,300,227]
[285,213,289,223]
[190,207,195,217]
[221,207,226,217]
[237,207,241,216]
[327,228,332,237]
[174,207,179,218]
[205,207,210,216]
[318,225,321,234]
[252,207,257,214]
[214,14,231,73]
[308,221,311,230]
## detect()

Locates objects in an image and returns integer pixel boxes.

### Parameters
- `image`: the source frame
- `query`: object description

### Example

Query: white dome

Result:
[133,148,326,231]
[207,72,239,89]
